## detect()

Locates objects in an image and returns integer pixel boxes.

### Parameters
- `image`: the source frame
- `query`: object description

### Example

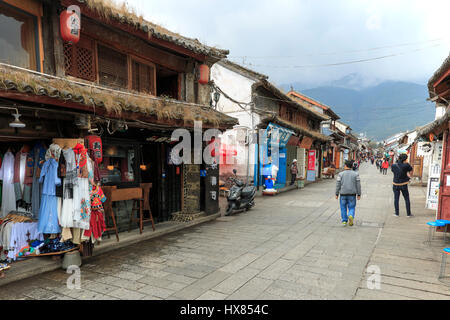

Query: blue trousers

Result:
[340,195,356,222]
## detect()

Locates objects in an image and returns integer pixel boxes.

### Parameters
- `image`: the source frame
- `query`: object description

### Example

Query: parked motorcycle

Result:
[225,169,257,216]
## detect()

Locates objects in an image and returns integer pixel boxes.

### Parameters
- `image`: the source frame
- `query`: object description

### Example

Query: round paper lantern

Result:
[60,6,81,44]
[198,64,210,85]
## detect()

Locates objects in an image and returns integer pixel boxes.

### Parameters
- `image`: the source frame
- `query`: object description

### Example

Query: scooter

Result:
[225,169,257,216]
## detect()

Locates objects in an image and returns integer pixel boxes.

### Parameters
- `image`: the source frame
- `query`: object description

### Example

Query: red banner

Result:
[308,150,316,171]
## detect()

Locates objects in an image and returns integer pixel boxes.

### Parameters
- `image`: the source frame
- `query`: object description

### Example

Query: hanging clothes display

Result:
[60,148,76,228]
[37,158,61,234]
[0,152,16,218]
[73,143,91,231]
[13,145,32,212]
[29,143,47,219]
[83,184,106,243]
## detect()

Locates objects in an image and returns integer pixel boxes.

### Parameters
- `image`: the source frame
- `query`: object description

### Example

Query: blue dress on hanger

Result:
[37,159,61,234]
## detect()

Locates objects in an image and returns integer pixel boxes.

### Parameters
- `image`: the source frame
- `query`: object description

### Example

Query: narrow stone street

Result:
[1,163,449,300]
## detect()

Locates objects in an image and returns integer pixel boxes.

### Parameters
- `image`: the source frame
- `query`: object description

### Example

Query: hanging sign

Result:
[417,142,433,157]
[426,177,440,210]
[308,150,316,171]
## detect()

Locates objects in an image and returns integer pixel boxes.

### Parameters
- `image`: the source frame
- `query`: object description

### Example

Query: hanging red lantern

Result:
[198,64,210,85]
[60,6,81,44]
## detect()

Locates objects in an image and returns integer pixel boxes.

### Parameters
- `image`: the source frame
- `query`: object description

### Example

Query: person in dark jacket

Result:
[391,154,413,217]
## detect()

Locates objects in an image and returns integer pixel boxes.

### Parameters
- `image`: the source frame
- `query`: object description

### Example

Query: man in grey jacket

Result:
[335,160,362,226]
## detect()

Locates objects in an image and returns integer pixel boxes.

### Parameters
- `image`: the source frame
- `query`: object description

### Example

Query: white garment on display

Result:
[19,153,26,193]
[0,152,16,218]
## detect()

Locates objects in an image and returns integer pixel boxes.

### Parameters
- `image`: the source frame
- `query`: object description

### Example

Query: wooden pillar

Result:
[51,4,65,77]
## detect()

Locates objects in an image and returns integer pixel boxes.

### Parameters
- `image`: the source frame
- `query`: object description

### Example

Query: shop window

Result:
[64,36,96,81]
[100,142,140,187]
[132,59,156,95]
[0,2,38,70]
[98,44,128,89]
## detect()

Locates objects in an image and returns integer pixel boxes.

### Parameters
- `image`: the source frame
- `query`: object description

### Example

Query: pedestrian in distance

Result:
[290,159,298,186]
[335,160,362,227]
[392,154,413,217]
[382,158,389,175]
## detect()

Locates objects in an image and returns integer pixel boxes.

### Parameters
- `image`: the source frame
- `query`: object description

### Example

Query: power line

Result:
[230,41,449,69]
[228,37,448,59]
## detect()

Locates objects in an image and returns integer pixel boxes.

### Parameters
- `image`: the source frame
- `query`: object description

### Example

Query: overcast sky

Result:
[126,0,449,88]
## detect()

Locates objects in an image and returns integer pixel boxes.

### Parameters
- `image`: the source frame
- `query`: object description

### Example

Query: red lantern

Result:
[198,64,210,85]
[60,6,81,44]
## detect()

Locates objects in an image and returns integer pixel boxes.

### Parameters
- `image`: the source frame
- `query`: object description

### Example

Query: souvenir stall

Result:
[0,130,108,276]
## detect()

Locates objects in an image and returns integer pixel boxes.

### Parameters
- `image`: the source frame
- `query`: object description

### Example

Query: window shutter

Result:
[132,60,156,95]
[64,36,96,82]
[98,44,128,89]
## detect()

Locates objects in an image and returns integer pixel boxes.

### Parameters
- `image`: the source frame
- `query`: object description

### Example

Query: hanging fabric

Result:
[0,152,16,218]
[29,143,47,219]
[37,158,61,234]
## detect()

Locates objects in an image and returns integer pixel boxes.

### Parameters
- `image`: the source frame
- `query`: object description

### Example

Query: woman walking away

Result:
[290,159,298,185]
[382,159,389,175]
[392,154,413,217]
[336,160,362,227]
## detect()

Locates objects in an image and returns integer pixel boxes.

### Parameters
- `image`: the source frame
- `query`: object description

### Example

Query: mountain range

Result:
[281,74,435,141]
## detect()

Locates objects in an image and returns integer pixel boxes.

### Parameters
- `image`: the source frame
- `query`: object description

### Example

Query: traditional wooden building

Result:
[0,0,237,234]
[415,55,450,216]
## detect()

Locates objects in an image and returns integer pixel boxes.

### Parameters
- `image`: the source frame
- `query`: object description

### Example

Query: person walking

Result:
[335,160,362,227]
[382,158,389,175]
[290,159,298,185]
[392,154,413,217]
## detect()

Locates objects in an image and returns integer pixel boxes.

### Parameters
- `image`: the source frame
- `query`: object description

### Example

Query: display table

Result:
[102,186,143,242]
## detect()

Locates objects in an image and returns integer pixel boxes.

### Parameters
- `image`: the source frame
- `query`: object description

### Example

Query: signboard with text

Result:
[308,150,316,171]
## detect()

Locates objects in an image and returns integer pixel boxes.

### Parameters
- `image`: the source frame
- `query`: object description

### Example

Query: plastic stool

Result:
[436,220,450,243]
[439,248,450,279]
[427,221,446,244]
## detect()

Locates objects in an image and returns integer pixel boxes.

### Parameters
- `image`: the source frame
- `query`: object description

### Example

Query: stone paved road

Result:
[1,163,449,300]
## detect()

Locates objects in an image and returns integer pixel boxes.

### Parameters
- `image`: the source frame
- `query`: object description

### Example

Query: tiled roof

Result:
[428,54,450,96]
[0,64,237,127]
[258,114,331,143]
[70,0,229,58]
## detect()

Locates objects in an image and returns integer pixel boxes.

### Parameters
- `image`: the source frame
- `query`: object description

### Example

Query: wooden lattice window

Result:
[132,59,156,95]
[64,36,96,81]
[98,44,128,89]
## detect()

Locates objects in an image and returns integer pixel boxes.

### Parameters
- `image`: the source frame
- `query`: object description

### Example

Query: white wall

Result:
[436,103,447,120]
[211,63,256,114]
[211,63,260,181]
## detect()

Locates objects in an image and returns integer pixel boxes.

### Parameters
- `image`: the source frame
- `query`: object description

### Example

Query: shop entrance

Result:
[141,143,182,223]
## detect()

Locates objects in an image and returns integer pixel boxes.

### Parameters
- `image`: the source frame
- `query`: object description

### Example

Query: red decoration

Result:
[86,135,103,164]
[60,7,81,44]
[198,64,210,85]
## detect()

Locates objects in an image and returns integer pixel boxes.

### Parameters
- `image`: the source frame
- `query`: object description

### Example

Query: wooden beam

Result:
[51,4,65,77]
[0,90,231,130]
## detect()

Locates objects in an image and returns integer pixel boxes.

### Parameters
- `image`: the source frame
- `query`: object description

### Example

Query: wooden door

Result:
[411,143,424,179]
[335,149,340,169]
[438,128,450,220]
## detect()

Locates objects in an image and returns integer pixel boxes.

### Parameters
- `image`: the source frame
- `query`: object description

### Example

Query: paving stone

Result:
[196,290,229,300]
[227,277,273,300]
[108,288,146,300]
[213,268,260,295]
[138,284,175,299]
